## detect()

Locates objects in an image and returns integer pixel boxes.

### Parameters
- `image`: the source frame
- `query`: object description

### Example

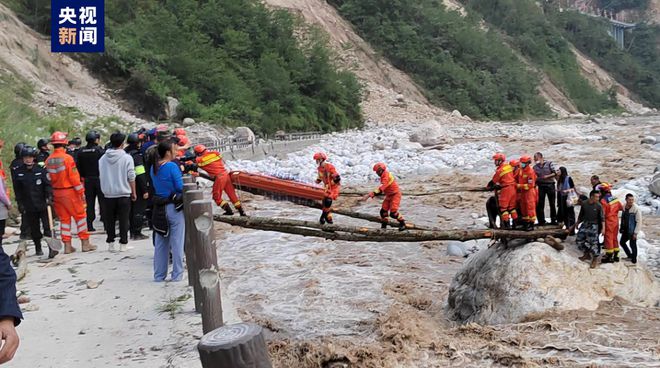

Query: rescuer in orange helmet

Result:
[313,152,341,225]
[517,156,538,231]
[597,182,623,263]
[45,131,96,253]
[194,144,246,216]
[487,153,518,229]
[361,162,407,231]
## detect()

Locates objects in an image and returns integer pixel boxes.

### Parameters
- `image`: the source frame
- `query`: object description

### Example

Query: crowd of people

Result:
[487,152,643,268]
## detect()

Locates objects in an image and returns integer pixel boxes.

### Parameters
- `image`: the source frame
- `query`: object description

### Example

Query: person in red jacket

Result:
[194,145,246,216]
[598,182,623,263]
[314,152,341,225]
[361,163,407,231]
[45,131,96,254]
[517,156,537,231]
[487,153,518,229]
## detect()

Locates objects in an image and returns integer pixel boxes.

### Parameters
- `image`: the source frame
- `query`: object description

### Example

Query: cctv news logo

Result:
[51,0,105,52]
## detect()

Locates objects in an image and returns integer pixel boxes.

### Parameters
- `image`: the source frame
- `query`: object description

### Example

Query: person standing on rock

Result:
[533,152,557,226]
[194,144,246,216]
[125,133,149,240]
[598,183,623,263]
[571,190,605,268]
[487,153,518,229]
[45,131,96,254]
[619,193,642,264]
[314,152,341,225]
[13,146,58,258]
[361,162,407,231]
[516,156,537,231]
[99,132,137,252]
[77,130,105,232]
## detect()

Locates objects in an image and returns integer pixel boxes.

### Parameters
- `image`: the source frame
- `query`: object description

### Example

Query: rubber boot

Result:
[81,239,97,252]
[590,255,600,269]
[578,251,591,262]
[35,240,44,256]
[237,206,247,217]
[48,248,59,259]
[525,222,534,232]
[221,203,234,216]
[601,252,614,264]
[612,251,620,263]
[398,220,407,232]
[64,241,76,254]
[381,222,387,229]
[326,213,334,225]
[319,212,326,225]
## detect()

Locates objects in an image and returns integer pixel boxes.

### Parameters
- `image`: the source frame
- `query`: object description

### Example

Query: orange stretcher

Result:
[229,171,327,203]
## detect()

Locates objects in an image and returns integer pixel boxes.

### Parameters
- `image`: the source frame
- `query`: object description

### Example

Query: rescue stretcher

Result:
[229,171,326,206]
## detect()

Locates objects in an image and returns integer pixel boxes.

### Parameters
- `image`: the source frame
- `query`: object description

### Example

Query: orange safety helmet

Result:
[373,162,387,172]
[50,131,68,145]
[313,152,327,161]
[174,128,186,136]
[597,182,612,192]
[509,159,520,167]
[492,153,506,162]
[177,135,190,147]
[519,155,532,164]
[193,144,207,155]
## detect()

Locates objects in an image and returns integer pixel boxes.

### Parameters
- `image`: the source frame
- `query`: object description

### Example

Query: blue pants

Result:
[153,204,185,282]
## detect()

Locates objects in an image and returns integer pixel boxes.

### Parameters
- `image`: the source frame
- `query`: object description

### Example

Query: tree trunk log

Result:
[183,187,204,312]
[190,199,224,333]
[339,186,489,196]
[198,323,272,368]
[214,215,568,242]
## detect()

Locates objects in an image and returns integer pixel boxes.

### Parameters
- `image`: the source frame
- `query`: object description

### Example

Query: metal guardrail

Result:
[193,131,324,154]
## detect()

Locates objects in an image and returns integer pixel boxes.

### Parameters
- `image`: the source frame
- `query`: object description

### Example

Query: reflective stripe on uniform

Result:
[47,166,66,174]
[135,165,146,175]
[499,164,513,177]
[198,154,221,167]
[77,218,87,227]
[74,184,83,191]
[61,223,71,229]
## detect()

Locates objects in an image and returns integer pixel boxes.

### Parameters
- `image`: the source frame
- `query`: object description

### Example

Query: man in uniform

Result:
[517,156,537,231]
[313,152,341,225]
[10,143,30,240]
[487,153,518,229]
[45,131,96,254]
[194,144,246,216]
[125,133,149,240]
[14,146,58,258]
[36,138,50,166]
[77,131,105,232]
[598,183,624,263]
[361,162,407,231]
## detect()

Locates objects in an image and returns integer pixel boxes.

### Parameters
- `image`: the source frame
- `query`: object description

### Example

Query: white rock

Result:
[234,127,255,143]
[165,96,179,119]
[372,141,386,151]
[447,242,467,257]
[451,110,462,118]
[650,173,660,197]
[182,117,196,126]
[409,120,455,147]
[470,213,479,219]
[447,241,660,324]
[641,136,657,145]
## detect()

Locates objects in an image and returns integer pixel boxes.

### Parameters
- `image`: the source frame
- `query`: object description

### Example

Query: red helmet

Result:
[174,128,186,136]
[597,182,612,192]
[509,159,520,167]
[492,153,506,162]
[373,162,387,172]
[193,144,207,155]
[520,155,532,164]
[177,136,190,147]
[313,152,327,161]
[50,131,68,145]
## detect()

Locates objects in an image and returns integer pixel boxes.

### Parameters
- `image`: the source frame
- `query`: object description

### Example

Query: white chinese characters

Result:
[80,27,98,45]
[58,7,77,25]
[79,7,97,25]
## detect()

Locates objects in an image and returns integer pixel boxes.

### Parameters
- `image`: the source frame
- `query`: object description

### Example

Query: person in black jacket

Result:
[66,137,82,162]
[36,138,50,166]
[125,133,149,240]
[9,143,30,240]
[77,131,105,232]
[13,147,58,258]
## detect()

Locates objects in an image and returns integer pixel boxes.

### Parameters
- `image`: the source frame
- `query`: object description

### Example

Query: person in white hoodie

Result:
[99,132,136,252]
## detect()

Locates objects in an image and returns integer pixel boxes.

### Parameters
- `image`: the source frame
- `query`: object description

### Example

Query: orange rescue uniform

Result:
[196,151,241,209]
[317,162,340,200]
[45,147,89,242]
[492,163,518,222]
[0,161,8,197]
[371,169,404,222]
[601,195,623,254]
[517,166,537,223]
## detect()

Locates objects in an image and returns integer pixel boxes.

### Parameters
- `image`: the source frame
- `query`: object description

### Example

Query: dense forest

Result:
[5,0,364,133]
[329,0,550,120]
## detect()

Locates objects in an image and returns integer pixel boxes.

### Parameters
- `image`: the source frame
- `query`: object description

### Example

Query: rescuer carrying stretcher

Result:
[194,144,246,217]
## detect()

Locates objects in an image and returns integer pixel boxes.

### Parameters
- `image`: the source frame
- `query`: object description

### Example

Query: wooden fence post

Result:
[198,323,272,368]
[183,186,202,305]
[189,199,223,333]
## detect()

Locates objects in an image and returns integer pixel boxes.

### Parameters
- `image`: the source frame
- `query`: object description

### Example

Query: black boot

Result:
[35,241,44,256]
[381,222,387,229]
[237,207,247,217]
[612,251,620,263]
[525,222,534,232]
[221,203,234,216]
[398,220,407,231]
[48,248,59,259]
[326,214,334,225]
[319,212,327,225]
[601,253,614,264]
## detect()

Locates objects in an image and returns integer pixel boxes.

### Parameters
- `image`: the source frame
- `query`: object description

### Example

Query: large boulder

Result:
[165,96,179,120]
[650,172,660,197]
[409,120,454,147]
[446,241,660,325]
[234,127,256,143]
